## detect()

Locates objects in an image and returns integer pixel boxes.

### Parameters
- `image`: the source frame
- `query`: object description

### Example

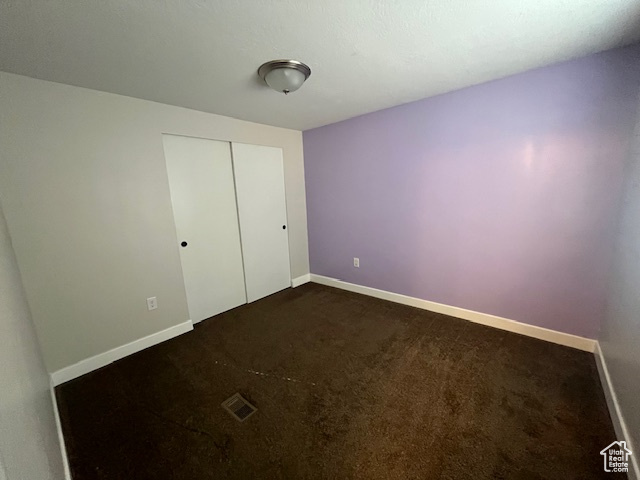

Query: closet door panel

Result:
[232,143,291,302]
[163,134,247,322]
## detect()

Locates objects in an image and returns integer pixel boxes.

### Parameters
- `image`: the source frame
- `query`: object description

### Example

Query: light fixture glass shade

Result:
[258,60,311,94]
[264,68,306,94]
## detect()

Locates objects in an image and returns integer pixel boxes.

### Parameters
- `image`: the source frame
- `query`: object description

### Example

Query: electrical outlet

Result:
[146,297,158,311]
[354,257,360,268]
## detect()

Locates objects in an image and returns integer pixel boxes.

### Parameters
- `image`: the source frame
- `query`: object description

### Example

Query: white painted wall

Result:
[0,200,65,478]
[0,71,309,372]
[600,91,640,458]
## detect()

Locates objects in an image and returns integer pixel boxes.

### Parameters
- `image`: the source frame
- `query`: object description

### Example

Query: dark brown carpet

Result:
[56,283,622,479]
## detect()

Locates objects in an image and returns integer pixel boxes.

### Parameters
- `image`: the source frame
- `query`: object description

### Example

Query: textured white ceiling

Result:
[1,0,639,130]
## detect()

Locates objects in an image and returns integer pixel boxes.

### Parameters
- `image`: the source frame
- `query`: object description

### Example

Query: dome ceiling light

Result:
[257,60,311,95]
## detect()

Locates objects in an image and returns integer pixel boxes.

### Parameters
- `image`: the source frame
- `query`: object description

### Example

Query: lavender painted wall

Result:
[303,44,640,338]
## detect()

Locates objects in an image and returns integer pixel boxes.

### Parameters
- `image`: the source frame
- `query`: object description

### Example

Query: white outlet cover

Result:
[354,258,360,268]
[147,297,158,311]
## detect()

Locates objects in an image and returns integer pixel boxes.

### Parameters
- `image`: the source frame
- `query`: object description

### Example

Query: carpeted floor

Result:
[56,283,622,479]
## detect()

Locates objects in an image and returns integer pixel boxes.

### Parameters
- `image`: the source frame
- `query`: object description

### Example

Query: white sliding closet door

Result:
[163,135,247,323]
[231,143,291,302]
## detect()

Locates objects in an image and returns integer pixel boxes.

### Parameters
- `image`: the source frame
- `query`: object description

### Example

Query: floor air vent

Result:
[222,393,257,422]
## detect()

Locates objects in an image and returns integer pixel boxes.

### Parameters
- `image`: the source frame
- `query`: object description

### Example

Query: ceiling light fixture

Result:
[257,60,311,95]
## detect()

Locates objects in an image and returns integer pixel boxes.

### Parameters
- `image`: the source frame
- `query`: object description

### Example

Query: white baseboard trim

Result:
[594,342,639,480]
[291,273,311,288]
[50,380,72,479]
[50,320,193,386]
[310,274,596,352]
